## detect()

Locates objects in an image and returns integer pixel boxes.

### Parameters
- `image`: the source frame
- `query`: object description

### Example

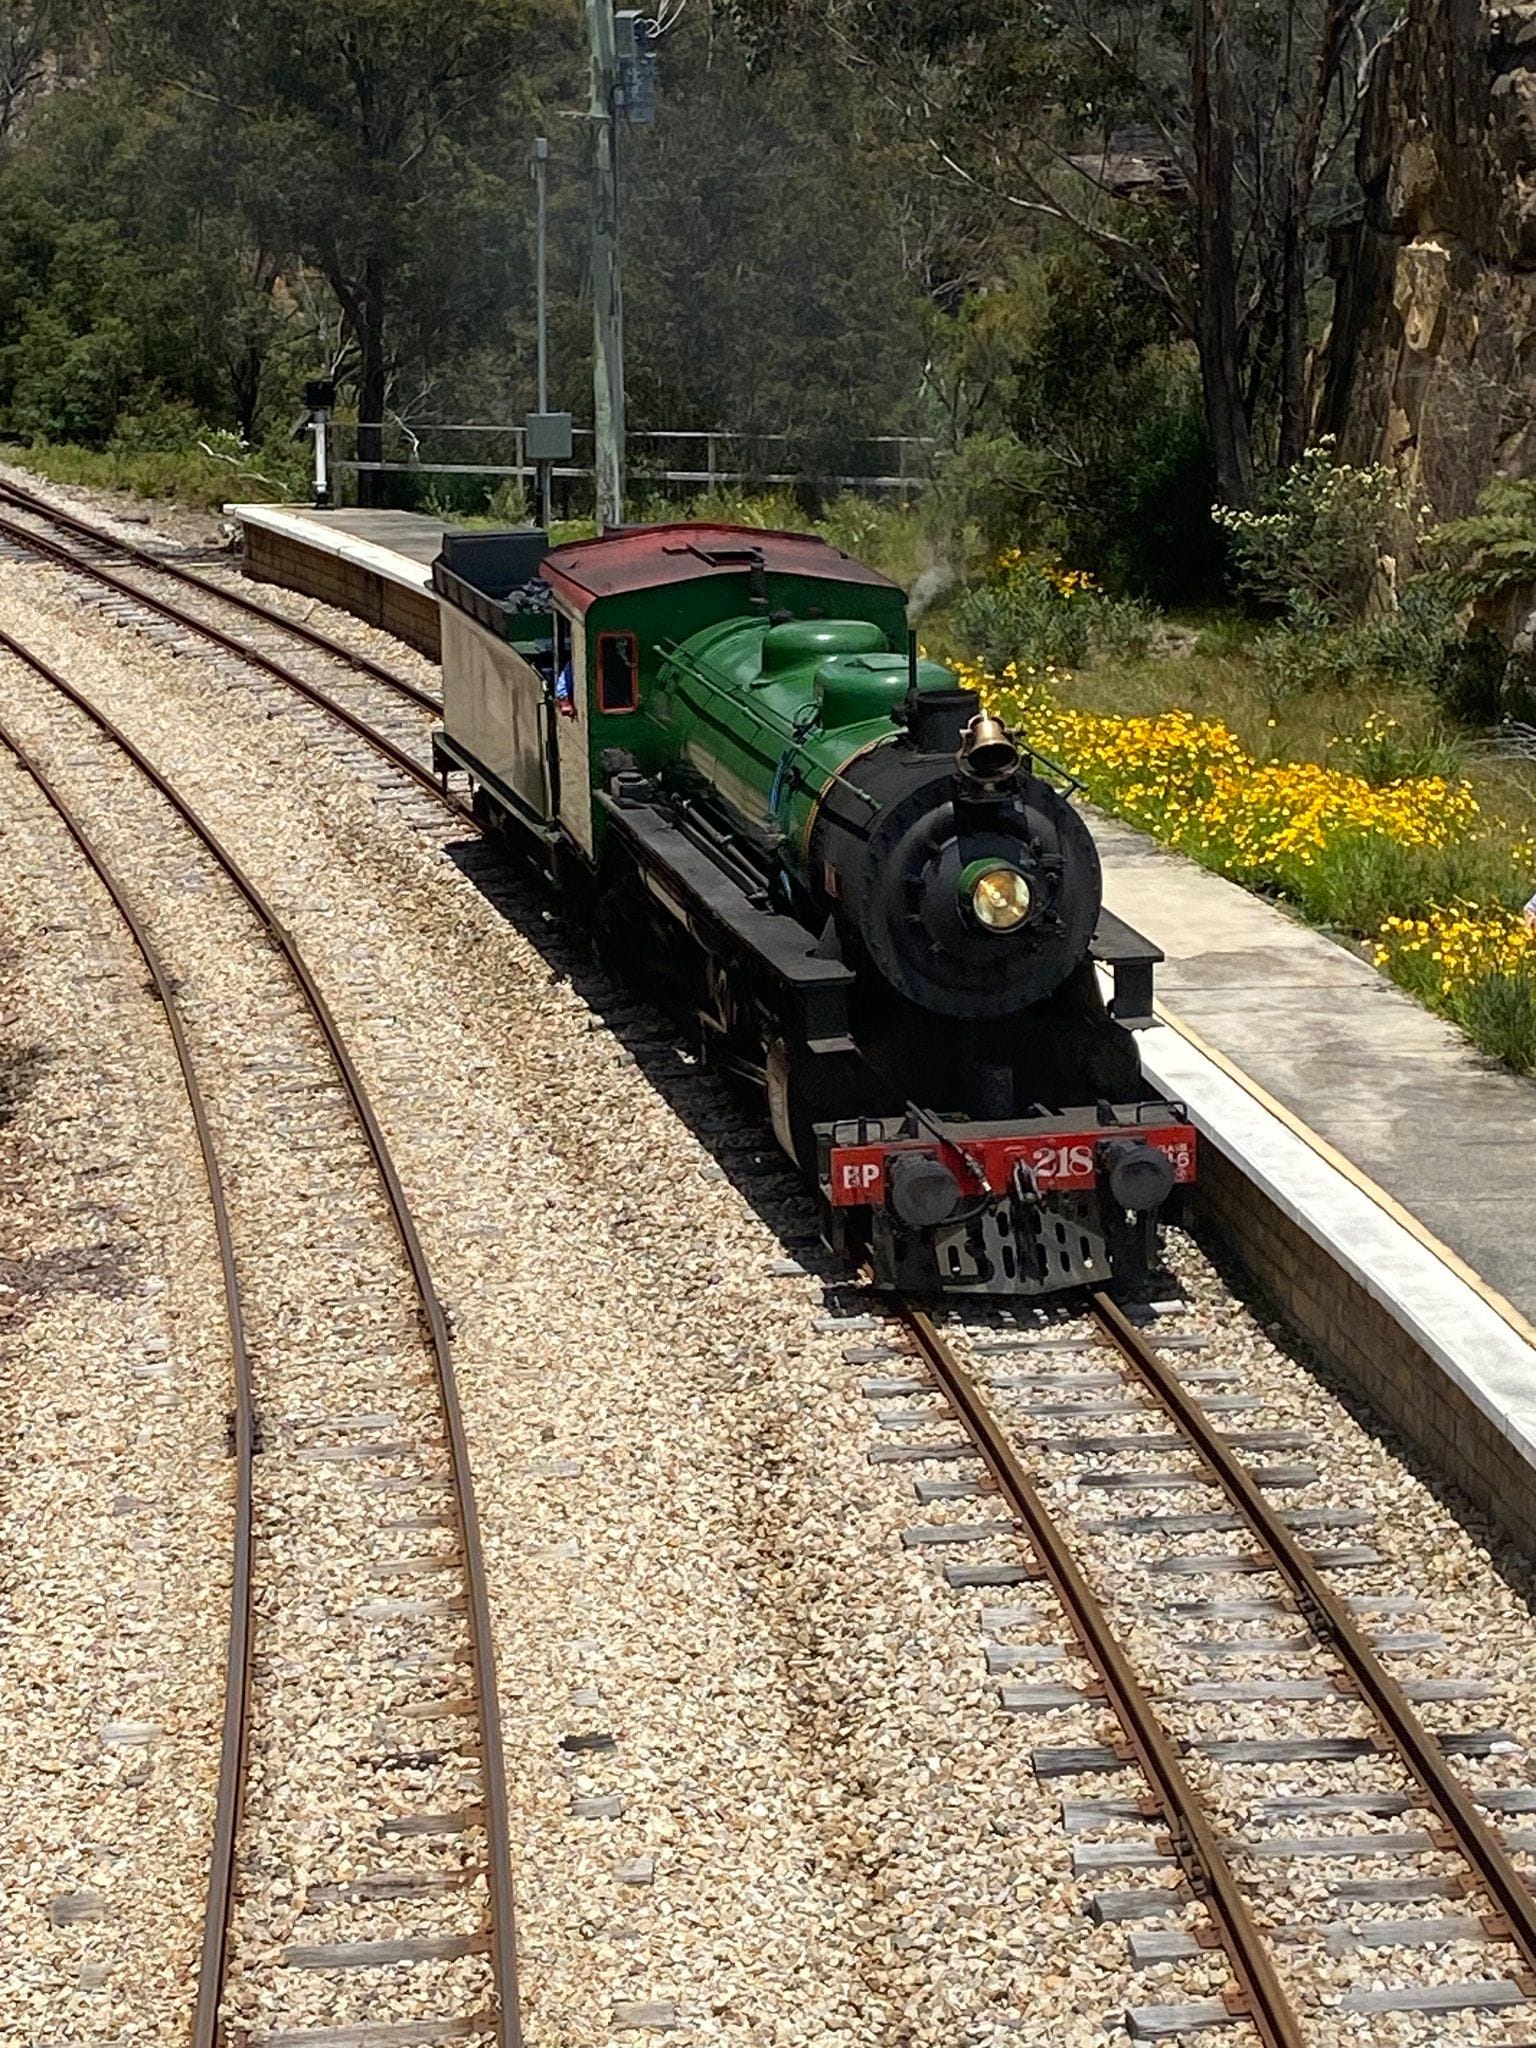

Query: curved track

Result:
[0,487,466,817]
[0,473,440,708]
[0,623,521,2048]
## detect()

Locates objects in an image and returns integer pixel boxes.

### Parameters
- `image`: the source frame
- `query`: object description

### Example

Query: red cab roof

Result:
[540,522,902,616]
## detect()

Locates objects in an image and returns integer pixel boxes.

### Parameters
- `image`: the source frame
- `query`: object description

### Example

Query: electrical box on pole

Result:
[528,136,560,531]
[614,10,659,124]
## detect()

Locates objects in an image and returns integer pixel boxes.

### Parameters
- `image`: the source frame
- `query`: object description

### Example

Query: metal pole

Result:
[312,411,331,508]
[587,0,624,530]
[531,136,553,533]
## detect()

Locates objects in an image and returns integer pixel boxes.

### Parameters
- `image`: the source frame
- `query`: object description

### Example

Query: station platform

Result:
[227,504,458,657]
[1096,813,1536,1326]
[1094,813,1536,1552]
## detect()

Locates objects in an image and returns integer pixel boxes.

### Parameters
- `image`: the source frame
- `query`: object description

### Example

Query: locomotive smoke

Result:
[906,558,957,622]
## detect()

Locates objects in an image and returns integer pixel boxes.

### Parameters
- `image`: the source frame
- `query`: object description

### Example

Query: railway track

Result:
[0,473,440,707]
[0,623,521,2048]
[0,478,464,825]
[869,1293,1536,2040]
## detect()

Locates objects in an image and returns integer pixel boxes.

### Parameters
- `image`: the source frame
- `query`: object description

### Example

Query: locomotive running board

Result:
[598,792,856,1043]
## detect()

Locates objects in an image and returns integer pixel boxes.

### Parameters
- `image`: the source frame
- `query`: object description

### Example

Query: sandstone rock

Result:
[1323,0,1536,520]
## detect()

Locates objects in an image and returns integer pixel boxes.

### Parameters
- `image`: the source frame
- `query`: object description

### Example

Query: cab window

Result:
[597,632,639,714]
[553,610,576,716]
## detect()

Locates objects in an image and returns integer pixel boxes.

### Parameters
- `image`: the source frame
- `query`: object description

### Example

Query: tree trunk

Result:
[1277,195,1310,469]
[355,253,387,509]
[229,348,262,444]
[1280,0,1357,468]
[1191,0,1254,505]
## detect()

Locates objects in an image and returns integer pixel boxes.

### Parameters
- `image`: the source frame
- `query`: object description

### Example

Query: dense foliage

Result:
[0,0,1230,582]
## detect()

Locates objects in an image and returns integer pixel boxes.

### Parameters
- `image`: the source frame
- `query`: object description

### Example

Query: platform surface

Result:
[282,506,462,568]
[1094,811,1536,1324]
[228,503,463,584]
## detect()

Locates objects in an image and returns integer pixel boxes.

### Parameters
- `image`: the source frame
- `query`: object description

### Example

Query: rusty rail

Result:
[1090,1287,1536,1991]
[0,476,441,710]
[0,510,468,817]
[900,1303,1307,2048]
[0,626,522,2047]
[0,708,257,2048]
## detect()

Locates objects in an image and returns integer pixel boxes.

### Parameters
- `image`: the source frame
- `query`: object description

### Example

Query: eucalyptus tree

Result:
[725,0,1399,504]
[115,0,568,497]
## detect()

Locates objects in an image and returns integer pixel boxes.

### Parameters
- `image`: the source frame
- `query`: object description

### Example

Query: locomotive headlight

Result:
[964,860,1033,932]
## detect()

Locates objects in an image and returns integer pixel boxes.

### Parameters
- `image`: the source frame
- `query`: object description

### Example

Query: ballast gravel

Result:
[0,748,230,2044]
[5,530,1536,2046]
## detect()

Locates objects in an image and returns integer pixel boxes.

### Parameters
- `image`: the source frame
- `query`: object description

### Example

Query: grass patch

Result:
[1457,969,1536,1074]
[2,436,305,511]
[1296,833,1527,935]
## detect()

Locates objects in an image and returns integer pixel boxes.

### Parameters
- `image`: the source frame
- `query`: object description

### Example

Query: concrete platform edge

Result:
[225,503,435,591]
[1125,995,1536,1545]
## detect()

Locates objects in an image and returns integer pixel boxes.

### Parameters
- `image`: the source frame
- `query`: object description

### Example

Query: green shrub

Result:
[1245,580,1463,718]
[108,398,214,453]
[484,478,531,525]
[688,486,805,530]
[1216,439,1419,623]
[1192,613,1261,658]
[1429,477,1536,608]
[1251,616,1341,718]
[1329,712,1469,786]
[816,495,928,585]
[925,433,1056,560]
[5,433,303,507]
[1351,579,1461,687]
[954,560,1092,672]
[1089,594,1162,661]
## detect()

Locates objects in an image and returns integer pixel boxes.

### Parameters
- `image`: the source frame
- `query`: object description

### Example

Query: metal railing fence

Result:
[321,421,936,495]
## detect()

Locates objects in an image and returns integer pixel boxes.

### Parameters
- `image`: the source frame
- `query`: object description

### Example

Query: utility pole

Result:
[587,0,625,530]
[530,136,554,532]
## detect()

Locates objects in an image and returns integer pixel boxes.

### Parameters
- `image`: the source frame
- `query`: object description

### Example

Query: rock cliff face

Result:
[1322,0,1536,515]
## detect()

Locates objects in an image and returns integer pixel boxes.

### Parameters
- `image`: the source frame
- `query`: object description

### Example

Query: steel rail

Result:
[900,1303,1307,2048]
[0,511,470,818]
[0,477,441,710]
[1090,1287,1536,1990]
[0,708,256,2048]
[0,627,523,2047]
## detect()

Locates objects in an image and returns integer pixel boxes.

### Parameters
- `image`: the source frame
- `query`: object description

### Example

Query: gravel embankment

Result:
[0,648,499,2040]
[0,745,230,2045]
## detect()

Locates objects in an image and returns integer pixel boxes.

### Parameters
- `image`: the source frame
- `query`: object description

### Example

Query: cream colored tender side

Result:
[440,602,553,826]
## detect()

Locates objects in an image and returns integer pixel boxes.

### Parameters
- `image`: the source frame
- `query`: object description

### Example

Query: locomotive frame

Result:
[430,521,1195,1300]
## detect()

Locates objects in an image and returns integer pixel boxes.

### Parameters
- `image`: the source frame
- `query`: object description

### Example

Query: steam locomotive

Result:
[431,522,1194,1298]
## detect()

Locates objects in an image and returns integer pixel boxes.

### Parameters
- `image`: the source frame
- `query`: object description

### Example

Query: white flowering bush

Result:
[1216,439,1419,623]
